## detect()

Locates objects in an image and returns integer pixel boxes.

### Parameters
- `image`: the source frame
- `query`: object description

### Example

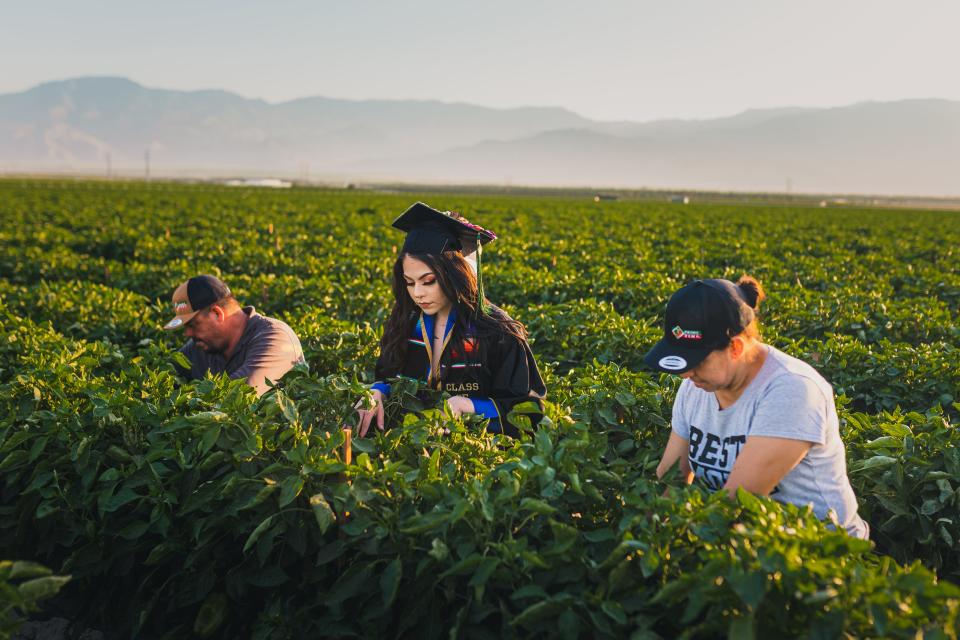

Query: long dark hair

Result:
[379,251,526,374]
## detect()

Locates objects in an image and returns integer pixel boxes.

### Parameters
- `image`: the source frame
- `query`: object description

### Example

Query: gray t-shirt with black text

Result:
[178,306,305,396]
[671,345,869,539]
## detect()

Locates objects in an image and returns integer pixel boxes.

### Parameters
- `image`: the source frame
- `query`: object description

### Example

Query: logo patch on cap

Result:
[658,355,688,371]
[167,317,183,328]
[174,301,189,312]
[672,325,702,340]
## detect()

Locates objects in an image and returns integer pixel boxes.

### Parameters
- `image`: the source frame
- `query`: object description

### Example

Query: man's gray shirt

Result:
[178,306,305,395]
[671,345,869,539]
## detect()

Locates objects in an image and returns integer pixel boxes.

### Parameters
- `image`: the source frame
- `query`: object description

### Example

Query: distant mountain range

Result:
[2,77,958,196]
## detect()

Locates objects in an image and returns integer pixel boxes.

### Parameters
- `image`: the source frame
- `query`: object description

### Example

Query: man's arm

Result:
[175,341,199,379]
[230,326,304,395]
[722,436,811,498]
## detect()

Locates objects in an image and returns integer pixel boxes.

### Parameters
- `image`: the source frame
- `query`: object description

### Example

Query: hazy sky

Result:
[2,1,957,122]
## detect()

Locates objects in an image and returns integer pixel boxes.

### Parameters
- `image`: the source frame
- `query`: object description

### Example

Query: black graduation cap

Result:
[392,202,498,311]
[392,202,497,257]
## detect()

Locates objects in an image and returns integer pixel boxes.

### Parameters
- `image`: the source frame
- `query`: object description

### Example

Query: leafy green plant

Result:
[2,178,960,637]
[0,560,70,640]
[844,406,960,579]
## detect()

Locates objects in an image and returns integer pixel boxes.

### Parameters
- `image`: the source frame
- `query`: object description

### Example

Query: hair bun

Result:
[736,276,766,310]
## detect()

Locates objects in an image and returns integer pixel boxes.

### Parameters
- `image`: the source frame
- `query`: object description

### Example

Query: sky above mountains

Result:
[3,1,959,122]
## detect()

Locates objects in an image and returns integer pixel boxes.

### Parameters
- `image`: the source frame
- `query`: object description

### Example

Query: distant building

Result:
[669,195,690,204]
[593,194,618,202]
[224,178,292,189]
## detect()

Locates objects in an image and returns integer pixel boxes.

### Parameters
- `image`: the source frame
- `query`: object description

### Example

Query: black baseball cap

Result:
[392,202,497,256]
[163,275,233,330]
[643,279,756,373]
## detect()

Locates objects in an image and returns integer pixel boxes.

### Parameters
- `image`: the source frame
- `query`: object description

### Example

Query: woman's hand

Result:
[656,432,694,484]
[355,389,385,437]
[445,395,475,418]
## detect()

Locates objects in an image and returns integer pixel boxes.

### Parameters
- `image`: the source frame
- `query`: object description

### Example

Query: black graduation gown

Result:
[373,306,546,437]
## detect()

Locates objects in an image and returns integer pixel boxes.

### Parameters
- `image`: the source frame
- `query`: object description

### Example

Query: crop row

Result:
[1,309,958,638]
[1,179,958,638]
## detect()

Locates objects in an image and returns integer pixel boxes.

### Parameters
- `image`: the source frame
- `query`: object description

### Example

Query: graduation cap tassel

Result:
[476,231,489,314]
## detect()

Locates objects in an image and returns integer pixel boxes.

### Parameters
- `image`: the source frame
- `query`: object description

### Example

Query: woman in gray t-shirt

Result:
[643,276,869,539]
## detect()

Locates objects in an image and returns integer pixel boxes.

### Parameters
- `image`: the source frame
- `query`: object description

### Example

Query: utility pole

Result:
[145,149,150,182]
[106,152,112,178]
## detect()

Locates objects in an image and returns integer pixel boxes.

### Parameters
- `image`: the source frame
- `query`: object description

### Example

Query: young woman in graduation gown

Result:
[355,202,546,438]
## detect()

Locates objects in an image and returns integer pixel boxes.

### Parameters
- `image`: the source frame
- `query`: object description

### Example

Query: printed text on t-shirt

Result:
[688,425,745,489]
[687,425,779,494]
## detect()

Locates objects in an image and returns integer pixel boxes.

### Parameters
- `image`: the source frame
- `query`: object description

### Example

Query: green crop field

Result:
[1,179,959,638]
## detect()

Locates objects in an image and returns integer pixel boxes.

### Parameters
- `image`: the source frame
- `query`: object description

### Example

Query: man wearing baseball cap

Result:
[645,276,868,539]
[164,275,305,396]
